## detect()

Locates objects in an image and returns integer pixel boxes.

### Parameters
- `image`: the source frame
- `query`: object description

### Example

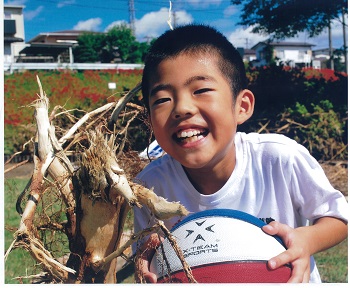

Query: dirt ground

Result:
[320,161,348,197]
[4,163,35,179]
[4,161,348,197]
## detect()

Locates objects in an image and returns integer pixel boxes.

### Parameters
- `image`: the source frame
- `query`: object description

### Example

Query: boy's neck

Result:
[183,159,236,195]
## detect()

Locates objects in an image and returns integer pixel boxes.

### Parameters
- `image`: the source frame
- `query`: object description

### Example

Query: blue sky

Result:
[4,0,348,50]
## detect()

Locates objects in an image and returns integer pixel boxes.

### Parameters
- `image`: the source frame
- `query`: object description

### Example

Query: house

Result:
[4,4,26,64]
[313,47,346,61]
[242,49,256,62]
[18,30,90,63]
[236,48,257,63]
[251,41,315,68]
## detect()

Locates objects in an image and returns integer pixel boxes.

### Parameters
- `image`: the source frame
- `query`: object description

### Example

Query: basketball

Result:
[150,209,292,283]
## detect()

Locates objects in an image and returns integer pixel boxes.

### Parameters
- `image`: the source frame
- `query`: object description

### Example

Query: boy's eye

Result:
[194,88,212,95]
[152,97,170,106]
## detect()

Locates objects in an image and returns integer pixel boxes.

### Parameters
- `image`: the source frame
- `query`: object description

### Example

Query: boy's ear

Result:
[236,89,255,125]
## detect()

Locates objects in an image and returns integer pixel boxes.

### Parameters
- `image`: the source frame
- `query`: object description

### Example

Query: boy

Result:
[133,24,348,283]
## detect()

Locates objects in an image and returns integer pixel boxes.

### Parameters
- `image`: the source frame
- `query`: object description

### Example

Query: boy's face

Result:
[147,52,251,171]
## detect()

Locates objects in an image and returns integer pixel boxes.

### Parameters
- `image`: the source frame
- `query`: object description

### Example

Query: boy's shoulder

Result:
[137,154,175,180]
[239,132,298,147]
[237,132,310,160]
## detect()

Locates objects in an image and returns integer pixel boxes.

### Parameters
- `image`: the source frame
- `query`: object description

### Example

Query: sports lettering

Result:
[183,243,219,258]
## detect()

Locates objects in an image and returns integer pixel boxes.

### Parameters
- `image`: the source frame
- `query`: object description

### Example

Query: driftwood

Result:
[5,76,191,283]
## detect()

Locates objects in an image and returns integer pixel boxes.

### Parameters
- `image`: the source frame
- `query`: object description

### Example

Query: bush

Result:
[4,69,144,155]
[283,100,346,160]
[4,67,348,160]
[240,65,347,160]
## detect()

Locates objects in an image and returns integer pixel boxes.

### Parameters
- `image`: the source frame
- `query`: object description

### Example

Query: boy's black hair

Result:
[141,24,247,109]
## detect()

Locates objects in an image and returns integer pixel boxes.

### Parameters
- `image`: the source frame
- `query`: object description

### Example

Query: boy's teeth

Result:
[178,130,201,138]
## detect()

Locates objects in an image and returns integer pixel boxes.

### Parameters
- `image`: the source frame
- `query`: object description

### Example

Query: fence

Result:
[4,62,144,74]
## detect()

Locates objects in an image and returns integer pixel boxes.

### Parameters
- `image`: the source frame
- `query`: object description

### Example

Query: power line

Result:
[32,0,128,12]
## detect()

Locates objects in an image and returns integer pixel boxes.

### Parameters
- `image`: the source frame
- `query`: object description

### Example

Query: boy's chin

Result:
[178,156,212,170]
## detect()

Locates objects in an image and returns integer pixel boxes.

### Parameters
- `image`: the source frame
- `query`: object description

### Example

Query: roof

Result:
[4,4,25,9]
[313,48,337,53]
[19,43,73,56]
[244,49,256,55]
[28,30,102,43]
[251,40,315,50]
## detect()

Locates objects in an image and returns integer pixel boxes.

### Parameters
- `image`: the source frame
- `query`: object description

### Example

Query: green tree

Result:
[73,25,150,63]
[103,24,137,63]
[128,41,150,63]
[231,0,347,39]
[262,41,275,64]
[73,32,105,63]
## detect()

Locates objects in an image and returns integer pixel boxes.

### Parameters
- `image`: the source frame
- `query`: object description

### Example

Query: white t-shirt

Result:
[133,132,349,283]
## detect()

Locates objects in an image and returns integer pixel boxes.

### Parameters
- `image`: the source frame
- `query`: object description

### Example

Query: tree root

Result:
[6,230,75,283]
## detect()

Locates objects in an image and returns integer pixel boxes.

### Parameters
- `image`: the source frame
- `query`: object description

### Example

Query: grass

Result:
[4,177,348,283]
[314,238,348,283]
[4,178,38,284]
[4,177,71,284]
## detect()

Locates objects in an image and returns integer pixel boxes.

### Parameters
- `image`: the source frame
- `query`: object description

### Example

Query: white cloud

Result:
[134,7,193,40]
[105,20,128,32]
[284,20,347,49]
[226,19,347,50]
[173,9,194,26]
[24,6,44,21]
[57,0,76,8]
[228,26,267,49]
[73,18,102,31]
[223,5,239,18]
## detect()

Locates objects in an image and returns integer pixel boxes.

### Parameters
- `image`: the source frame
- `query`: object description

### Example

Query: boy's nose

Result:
[172,96,197,119]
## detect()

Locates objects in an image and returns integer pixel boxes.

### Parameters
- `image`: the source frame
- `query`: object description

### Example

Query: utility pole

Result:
[328,21,334,70]
[172,10,176,29]
[245,38,249,49]
[128,0,136,36]
[342,6,348,73]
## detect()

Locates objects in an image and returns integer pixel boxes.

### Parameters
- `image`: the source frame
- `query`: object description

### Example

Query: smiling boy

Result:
[133,24,348,283]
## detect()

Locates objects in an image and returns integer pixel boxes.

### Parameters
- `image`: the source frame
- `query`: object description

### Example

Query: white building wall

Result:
[253,43,312,67]
[275,46,311,65]
[4,5,25,40]
[4,5,27,63]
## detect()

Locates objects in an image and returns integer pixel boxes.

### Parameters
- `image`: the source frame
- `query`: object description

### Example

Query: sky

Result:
[4,0,348,50]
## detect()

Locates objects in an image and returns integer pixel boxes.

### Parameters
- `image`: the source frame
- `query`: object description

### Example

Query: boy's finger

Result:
[136,257,157,283]
[287,262,310,283]
[136,233,163,283]
[267,249,293,270]
[143,271,158,283]
[262,221,292,240]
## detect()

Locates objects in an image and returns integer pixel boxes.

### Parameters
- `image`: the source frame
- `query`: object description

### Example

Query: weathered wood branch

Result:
[6,78,191,284]
[108,82,142,128]
[132,183,189,220]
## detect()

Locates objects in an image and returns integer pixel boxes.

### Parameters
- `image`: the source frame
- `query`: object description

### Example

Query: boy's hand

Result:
[262,221,311,283]
[136,233,163,283]
[262,217,347,283]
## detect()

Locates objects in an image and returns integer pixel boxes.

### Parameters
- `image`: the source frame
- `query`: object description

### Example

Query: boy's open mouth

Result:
[174,128,208,144]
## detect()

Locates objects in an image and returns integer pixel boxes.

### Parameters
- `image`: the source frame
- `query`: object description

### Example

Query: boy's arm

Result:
[134,233,162,283]
[262,216,348,283]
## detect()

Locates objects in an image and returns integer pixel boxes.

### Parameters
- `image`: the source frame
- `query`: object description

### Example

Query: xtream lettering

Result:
[183,243,219,258]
